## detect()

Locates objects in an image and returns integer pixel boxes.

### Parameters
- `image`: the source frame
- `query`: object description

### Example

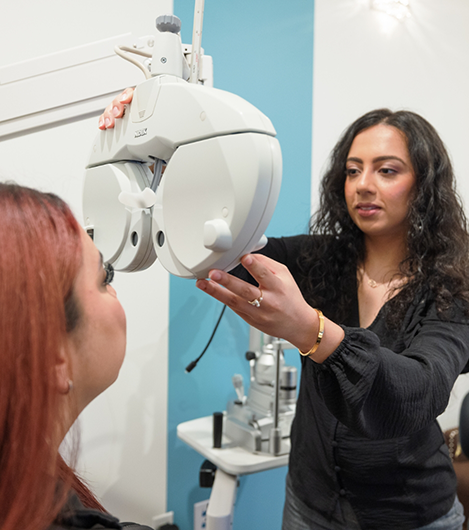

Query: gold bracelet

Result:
[448,428,462,461]
[299,309,325,356]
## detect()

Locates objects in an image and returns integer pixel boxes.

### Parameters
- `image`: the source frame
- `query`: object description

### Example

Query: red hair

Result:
[0,183,104,530]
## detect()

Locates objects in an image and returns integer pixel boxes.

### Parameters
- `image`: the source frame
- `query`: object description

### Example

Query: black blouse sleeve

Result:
[311,298,469,439]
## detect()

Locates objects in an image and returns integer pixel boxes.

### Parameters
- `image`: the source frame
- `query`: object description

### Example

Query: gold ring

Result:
[248,289,263,308]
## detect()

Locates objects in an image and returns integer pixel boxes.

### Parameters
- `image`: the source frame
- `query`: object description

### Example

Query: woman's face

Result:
[344,124,416,242]
[67,229,127,412]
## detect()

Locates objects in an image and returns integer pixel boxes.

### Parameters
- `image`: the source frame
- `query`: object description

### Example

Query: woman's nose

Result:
[355,168,376,194]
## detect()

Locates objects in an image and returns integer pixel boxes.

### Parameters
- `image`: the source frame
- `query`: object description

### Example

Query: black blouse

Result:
[233,234,469,529]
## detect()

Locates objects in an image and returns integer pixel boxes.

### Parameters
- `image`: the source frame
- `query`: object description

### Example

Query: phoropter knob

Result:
[156,14,182,34]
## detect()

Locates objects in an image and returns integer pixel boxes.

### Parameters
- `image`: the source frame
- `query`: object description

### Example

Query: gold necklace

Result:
[360,268,403,289]
[359,268,385,289]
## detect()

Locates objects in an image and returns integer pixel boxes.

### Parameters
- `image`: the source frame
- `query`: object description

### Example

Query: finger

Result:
[102,102,120,129]
[209,269,264,304]
[119,87,134,104]
[196,274,262,314]
[98,88,135,129]
[98,104,112,129]
[98,103,113,129]
[196,278,241,309]
[239,253,282,289]
[110,90,132,119]
[196,279,266,334]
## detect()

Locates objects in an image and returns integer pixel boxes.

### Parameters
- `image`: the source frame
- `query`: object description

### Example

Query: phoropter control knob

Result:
[156,14,182,34]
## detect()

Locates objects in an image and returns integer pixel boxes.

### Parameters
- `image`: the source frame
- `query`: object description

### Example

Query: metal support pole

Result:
[206,469,238,530]
[269,339,282,455]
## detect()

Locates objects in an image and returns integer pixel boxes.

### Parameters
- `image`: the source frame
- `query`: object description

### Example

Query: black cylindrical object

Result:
[213,411,223,448]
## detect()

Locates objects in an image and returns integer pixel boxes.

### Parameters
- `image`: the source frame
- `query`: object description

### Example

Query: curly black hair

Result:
[299,109,469,328]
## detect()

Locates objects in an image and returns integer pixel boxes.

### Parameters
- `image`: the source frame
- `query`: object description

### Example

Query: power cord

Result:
[114,45,152,79]
[185,305,227,373]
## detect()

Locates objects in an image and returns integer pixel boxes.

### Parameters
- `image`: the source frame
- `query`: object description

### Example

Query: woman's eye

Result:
[380,167,397,175]
[103,262,114,286]
[346,167,359,177]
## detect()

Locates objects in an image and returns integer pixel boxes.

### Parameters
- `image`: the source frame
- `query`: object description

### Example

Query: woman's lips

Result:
[356,204,381,217]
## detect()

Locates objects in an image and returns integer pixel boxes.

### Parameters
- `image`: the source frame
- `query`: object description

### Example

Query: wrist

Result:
[296,310,345,364]
[298,308,324,357]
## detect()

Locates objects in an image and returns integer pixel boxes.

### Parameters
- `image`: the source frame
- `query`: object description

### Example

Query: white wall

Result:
[312,0,469,430]
[0,0,172,525]
[0,0,169,65]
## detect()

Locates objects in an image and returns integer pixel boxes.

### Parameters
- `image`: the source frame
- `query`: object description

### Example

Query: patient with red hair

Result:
[0,182,151,530]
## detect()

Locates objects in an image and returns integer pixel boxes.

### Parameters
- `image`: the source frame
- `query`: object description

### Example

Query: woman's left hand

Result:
[98,88,134,130]
[196,253,320,352]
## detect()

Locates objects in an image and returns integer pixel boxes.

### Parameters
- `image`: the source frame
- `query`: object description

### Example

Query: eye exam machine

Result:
[83,6,281,279]
[83,1,297,528]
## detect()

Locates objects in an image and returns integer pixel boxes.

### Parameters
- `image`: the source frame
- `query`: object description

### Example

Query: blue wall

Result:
[168,2,314,528]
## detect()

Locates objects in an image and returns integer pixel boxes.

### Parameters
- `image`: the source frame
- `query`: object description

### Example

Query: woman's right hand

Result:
[98,88,135,130]
[196,254,345,362]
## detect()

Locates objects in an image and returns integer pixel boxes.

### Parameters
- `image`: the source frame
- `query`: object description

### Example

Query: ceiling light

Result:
[371,0,411,21]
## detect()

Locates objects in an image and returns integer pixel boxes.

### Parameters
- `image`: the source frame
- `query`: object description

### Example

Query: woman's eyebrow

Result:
[346,155,407,165]
[372,155,406,164]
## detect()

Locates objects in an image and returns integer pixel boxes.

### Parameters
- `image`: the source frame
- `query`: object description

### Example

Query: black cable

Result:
[185,305,227,373]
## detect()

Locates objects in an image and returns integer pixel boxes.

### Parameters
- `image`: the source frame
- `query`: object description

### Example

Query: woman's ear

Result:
[55,345,73,395]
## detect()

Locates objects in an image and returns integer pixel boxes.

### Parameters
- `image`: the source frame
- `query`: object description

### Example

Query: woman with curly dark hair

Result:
[304,109,469,330]
[194,108,469,529]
